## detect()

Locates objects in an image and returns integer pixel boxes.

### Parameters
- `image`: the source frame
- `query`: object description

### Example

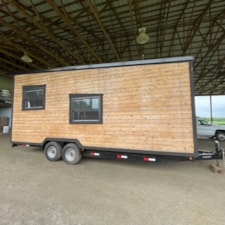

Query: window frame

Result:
[69,94,103,124]
[22,85,46,110]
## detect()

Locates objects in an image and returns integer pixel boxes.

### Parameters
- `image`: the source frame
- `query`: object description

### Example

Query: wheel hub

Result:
[48,146,57,158]
[65,148,75,161]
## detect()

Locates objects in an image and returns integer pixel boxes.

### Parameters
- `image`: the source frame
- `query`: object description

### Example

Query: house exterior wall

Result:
[12,59,196,154]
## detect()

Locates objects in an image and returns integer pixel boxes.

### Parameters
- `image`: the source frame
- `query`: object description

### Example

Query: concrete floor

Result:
[0,134,225,225]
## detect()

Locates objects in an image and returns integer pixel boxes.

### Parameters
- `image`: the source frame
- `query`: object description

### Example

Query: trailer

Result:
[11,56,224,165]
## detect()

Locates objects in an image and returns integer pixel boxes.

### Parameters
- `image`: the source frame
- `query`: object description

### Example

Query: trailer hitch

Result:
[215,140,225,168]
[197,140,224,162]
[197,140,224,173]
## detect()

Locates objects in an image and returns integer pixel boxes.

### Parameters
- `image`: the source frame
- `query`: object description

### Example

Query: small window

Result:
[70,94,103,124]
[22,85,46,110]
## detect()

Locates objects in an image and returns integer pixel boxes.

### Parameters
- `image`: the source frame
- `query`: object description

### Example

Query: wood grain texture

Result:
[12,62,196,154]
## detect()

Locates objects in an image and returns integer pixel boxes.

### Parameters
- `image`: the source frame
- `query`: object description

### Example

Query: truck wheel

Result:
[216,132,225,141]
[44,141,62,161]
[62,143,82,165]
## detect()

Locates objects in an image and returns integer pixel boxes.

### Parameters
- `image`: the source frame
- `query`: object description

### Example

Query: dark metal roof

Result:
[0,0,224,95]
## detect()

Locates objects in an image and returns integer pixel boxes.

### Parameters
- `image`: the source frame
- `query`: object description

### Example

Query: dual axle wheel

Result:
[44,141,81,165]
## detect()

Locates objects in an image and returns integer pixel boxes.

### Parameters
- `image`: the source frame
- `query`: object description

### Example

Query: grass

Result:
[200,117,225,125]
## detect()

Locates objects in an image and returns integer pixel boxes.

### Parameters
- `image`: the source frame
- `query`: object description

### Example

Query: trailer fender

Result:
[42,138,83,151]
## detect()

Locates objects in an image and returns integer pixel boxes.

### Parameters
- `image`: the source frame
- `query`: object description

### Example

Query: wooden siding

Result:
[12,62,196,154]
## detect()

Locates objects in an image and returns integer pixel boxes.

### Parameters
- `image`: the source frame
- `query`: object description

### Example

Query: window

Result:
[70,94,103,124]
[22,85,46,110]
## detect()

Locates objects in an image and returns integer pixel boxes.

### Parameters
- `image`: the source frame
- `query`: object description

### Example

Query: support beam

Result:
[0,18,69,66]
[46,0,102,63]
[87,0,120,60]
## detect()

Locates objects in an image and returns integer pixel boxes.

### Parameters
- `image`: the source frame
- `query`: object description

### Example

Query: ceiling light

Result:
[136,27,149,44]
[21,52,32,63]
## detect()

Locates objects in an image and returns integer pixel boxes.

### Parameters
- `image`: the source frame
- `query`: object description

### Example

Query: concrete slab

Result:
[0,134,225,225]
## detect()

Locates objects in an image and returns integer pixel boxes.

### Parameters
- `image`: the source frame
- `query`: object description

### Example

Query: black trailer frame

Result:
[13,139,224,165]
[82,140,224,162]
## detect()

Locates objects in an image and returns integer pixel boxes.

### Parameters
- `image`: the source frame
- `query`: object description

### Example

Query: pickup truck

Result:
[197,118,225,141]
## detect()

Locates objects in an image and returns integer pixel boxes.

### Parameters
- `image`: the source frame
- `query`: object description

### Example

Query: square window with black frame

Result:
[70,94,103,124]
[22,85,46,110]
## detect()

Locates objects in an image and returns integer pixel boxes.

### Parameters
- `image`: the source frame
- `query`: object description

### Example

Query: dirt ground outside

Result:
[0,133,225,225]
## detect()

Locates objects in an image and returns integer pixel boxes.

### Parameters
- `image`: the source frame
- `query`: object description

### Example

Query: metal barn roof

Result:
[0,0,224,95]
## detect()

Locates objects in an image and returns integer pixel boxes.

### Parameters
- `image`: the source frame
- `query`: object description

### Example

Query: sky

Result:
[195,95,225,118]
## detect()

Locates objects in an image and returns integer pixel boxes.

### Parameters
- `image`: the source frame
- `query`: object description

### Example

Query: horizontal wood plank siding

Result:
[12,61,195,154]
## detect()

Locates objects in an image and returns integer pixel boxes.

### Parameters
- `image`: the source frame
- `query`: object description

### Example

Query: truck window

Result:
[69,94,103,124]
[22,85,46,110]
[199,119,209,125]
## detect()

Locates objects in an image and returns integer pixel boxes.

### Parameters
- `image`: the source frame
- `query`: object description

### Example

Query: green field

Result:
[199,117,225,125]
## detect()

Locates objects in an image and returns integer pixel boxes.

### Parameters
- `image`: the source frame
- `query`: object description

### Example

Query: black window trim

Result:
[69,93,103,124]
[22,84,46,111]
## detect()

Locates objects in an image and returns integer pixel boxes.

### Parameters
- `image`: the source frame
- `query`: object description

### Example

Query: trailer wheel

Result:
[62,143,82,165]
[216,132,225,141]
[44,141,62,161]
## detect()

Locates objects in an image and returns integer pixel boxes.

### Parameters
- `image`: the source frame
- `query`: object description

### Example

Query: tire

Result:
[62,143,82,165]
[44,141,62,161]
[216,132,225,141]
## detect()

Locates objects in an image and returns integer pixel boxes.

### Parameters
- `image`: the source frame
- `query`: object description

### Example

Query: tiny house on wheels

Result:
[11,56,223,165]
